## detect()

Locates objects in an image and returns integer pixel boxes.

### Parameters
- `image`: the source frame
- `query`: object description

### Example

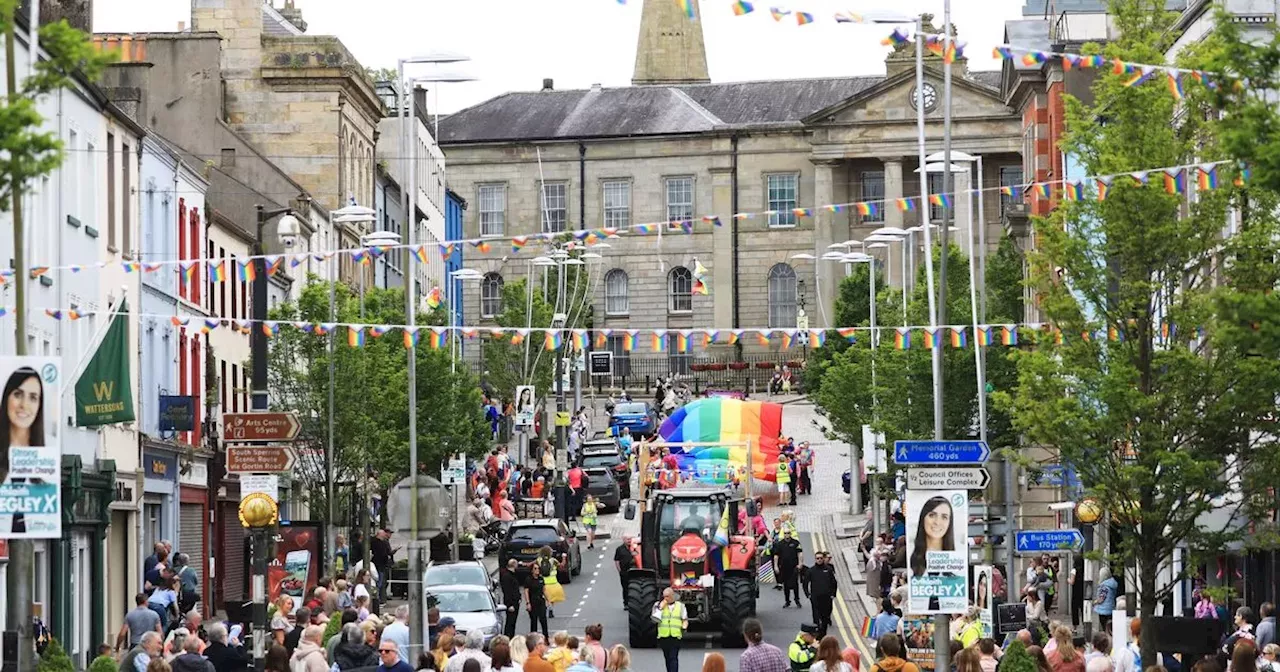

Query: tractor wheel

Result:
[626,575,659,649]
[719,574,755,648]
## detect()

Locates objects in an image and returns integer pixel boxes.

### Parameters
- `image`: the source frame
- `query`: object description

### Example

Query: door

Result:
[179,503,205,614]
[73,534,92,668]
[143,500,162,558]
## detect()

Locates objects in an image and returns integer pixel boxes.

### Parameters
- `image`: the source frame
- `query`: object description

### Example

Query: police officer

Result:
[788,624,818,672]
[774,531,803,609]
[654,587,688,672]
[807,551,838,639]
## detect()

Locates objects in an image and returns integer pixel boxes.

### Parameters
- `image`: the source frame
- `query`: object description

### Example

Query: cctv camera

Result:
[277,214,301,248]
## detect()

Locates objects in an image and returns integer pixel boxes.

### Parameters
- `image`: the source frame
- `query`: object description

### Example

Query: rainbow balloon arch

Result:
[643,398,786,488]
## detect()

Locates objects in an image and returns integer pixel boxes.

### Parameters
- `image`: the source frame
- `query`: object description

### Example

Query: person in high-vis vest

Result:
[776,457,792,505]
[538,545,566,618]
[788,624,818,672]
[652,587,687,672]
[582,495,599,549]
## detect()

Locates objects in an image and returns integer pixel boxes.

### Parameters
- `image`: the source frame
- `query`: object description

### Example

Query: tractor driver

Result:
[679,505,708,535]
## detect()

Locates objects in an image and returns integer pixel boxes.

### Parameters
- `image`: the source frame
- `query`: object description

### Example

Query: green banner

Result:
[75,299,136,426]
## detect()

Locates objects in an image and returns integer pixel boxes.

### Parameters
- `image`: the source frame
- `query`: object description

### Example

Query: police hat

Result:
[801,623,819,635]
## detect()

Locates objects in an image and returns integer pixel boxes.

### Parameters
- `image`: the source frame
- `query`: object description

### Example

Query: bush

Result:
[322,613,343,645]
[36,638,74,672]
[88,654,118,672]
[997,640,1038,672]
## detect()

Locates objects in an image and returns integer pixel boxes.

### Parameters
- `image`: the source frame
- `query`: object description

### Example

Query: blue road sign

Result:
[1014,530,1085,554]
[894,440,990,465]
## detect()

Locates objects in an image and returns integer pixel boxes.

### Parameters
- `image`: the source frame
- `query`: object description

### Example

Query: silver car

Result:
[428,585,506,650]
[425,560,496,594]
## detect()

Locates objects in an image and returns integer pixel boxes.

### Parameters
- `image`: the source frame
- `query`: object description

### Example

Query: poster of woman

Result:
[0,358,63,539]
[973,564,994,636]
[515,385,536,427]
[905,489,969,614]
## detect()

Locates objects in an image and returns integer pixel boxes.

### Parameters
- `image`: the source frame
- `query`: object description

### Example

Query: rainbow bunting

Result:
[621,331,637,351]
[834,11,861,23]
[809,330,826,348]
[472,241,492,254]
[1062,54,1083,70]
[674,331,690,352]
[1063,181,1084,202]
[350,250,369,266]
[440,243,455,259]
[677,0,696,19]
[1096,178,1113,201]
[1032,183,1051,199]
[925,35,962,64]
[893,328,911,350]
[993,46,1016,60]
[122,261,141,273]
[770,7,790,21]
[855,202,878,218]
[348,326,365,347]
[679,220,695,234]
[595,331,609,349]
[369,326,390,338]
[895,198,915,212]
[510,236,529,254]
[950,327,968,349]
[1108,326,1124,342]
[1124,66,1158,88]
[0,308,7,317]
[460,327,479,339]
[732,0,754,16]
[45,309,62,320]
[238,259,257,282]
[700,330,716,347]
[180,262,198,286]
[403,328,420,349]
[428,328,446,349]
[318,323,337,336]
[170,317,190,327]
[1197,166,1218,191]
[779,331,794,350]
[1131,171,1150,185]
[791,207,812,218]
[881,28,909,47]
[795,11,814,25]
[266,256,285,276]
[976,326,993,347]
[290,254,307,268]
[262,322,279,337]
[545,331,563,351]
[67,265,82,273]
[425,286,443,309]
[999,185,1022,200]
[1001,325,1018,346]
[413,246,429,265]
[201,319,220,334]
[923,328,943,350]
[570,330,587,351]
[719,330,741,345]
[652,331,668,352]
[1053,328,1064,345]
[208,260,226,283]
[511,329,528,346]
[928,194,952,209]
[1167,72,1185,100]
[633,223,656,235]
[1021,51,1047,67]
[29,267,50,278]
[1164,169,1186,195]
[1235,166,1251,187]
[1081,330,1093,342]
[837,327,857,343]
[1113,58,1134,76]
[142,262,164,273]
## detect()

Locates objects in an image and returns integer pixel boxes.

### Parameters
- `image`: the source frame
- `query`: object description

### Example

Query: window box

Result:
[690,363,708,372]
[707,363,727,371]
[755,362,775,370]
[729,362,749,371]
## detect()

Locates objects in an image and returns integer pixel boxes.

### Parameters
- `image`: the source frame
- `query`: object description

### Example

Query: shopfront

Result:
[178,457,210,615]
[50,456,115,669]
[142,446,180,576]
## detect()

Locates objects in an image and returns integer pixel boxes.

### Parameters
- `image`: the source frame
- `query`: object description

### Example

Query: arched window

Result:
[668,267,692,313]
[605,269,629,316]
[481,273,504,318]
[768,263,798,328]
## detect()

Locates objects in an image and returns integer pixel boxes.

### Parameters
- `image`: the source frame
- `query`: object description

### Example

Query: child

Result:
[546,631,574,672]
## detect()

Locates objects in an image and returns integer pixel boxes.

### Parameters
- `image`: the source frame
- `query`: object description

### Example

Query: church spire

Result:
[632,0,710,85]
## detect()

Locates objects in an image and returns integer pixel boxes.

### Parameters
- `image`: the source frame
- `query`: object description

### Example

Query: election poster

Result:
[515,385,536,427]
[0,357,63,538]
[905,488,969,614]
[973,564,994,637]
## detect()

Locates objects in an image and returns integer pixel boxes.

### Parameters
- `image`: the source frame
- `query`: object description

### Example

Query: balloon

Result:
[657,398,784,485]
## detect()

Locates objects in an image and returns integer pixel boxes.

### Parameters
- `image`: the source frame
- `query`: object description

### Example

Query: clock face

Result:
[910,83,938,112]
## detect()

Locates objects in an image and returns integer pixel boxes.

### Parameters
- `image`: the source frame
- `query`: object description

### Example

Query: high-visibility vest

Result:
[582,503,598,526]
[959,620,984,648]
[657,602,686,639]
[788,638,816,671]
[541,559,560,585]
[776,462,791,484]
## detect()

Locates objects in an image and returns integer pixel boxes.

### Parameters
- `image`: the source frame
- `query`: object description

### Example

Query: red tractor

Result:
[623,487,760,648]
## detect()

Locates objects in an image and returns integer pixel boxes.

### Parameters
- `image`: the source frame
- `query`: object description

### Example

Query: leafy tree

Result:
[804,263,881,392]
[266,278,490,517]
[997,1,1280,665]
[481,279,555,405]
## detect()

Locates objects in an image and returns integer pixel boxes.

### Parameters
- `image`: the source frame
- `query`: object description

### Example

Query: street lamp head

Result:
[927,150,977,163]
[790,253,817,260]
[867,243,890,250]
[870,227,909,237]
[335,213,376,224]
[864,235,901,243]
[401,51,472,65]
[412,72,479,85]
[915,162,970,174]
[361,231,402,246]
[333,203,377,218]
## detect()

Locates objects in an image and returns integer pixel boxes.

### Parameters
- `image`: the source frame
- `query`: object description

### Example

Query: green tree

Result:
[998,2,1280,665]
[481,279,555,404]
[266,278,490,515]
[804,263,881,392]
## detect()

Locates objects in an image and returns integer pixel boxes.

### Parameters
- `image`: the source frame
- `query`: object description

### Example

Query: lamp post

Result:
[826,250,872,517]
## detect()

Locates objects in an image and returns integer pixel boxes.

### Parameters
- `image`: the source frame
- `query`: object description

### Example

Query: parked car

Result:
[497,518,583,584]
[425,559,496,593]
[580,451,623,511]
[581,443,631,501]
[426,585,505,650]
[610,401,659,437]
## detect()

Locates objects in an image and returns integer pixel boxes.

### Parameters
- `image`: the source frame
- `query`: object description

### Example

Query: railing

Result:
[471,353,810,397]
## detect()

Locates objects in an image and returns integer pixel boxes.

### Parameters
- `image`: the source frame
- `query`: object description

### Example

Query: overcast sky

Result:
[94,0,1028,112]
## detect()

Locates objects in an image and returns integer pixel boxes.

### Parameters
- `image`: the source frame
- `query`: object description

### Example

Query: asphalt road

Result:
[509,525,867,672]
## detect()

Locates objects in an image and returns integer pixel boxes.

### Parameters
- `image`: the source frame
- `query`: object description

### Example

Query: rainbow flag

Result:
[1108,326,1124,342]
[770,7,790,21]
[924,328,943,350]
[976,326,993,347]
[290,253,307,268]
[1033,183,1051,199]
[652,332,668,352]
[201,319,220,334]
[1124,66,1158,88]
[348,326,365,347]
[208,260,226,283]
[45,309,62,320]
[1197,166,1218,191]
[472,241,492,254]
[1021,51,1047,67]
[426,286,443,309]
[809,330,826,348]
[122,261,140,273]
[1001,325,1018,346]
[837,327,857,343]
[1096,178,1113,201]
[262,322,279,337]
[1164,169,1186,195]
[595,331,610,349]
[1063,181,1084,202]
[238,259,257,282]
[413,246,429,265]
[791,207,812,218]
[29,267,50,278]
[180,262,198,287]
[460,327,479,340]
[893,328,911,350]
[795,11,813,25]
[403,328,420,349]
[677,0,696,19]
[171,317,190,327]
[142,262,164,273]
[718,330,741,345]
[266,256,285,276]
[881,28,909,47]
[674,331,690,352]
[428,328,446,349]
[756,331,772,347]
[1167,72,1185,100]
[511,236,529,254]
[950,327,968,348]
[544,330,562,351]
[1235,166,1251,187]
[999,185,1022,200]
[731,0,754,16]
[855,202,877,218]
[439,243,455,259]
[861,616,873,637]
[369,326,390,338]
[928,194,952,209]
[622,331,637,351]
[779,331,794,350]
[993,46,1015,60]
[351,249,369,266]
[701,330,717,347]
[510,329,527,346]
[1131,171,1150,185]
[895,198,915,212]
[570,330,587,351]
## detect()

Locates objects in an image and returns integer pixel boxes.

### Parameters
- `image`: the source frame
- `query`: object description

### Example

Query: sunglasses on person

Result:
[379,647,398,655]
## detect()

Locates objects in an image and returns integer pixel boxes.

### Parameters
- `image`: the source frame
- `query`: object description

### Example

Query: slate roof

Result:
[439,71,1005,144]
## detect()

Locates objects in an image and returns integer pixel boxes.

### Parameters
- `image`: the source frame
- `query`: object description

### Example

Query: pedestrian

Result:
[808,636,852,672]
[842,649,862,672]
[977,640,999,672]
[654,587,689,672]
[739,618,789,672]
[775,456,792,506]
[372,529,395,603]
[118,592,163,654]
[148,576,180,633]
[524,634,555,672]
[702,653,727,672]
[582,495,599,549]
[1085,634,1110,669]
[787,624,818,672]
[1093,568,1118,634]
[567,646,597,672]
[378,639,416,672]
[1259,604,1277,650]
[955,647,984,672]
[605,645,633,672]
[270,597,294,647]
[284,607,311,655]
[203,622,251,672]
[443,633,490,672]
[871,598,901,640]
[1229,640,1259,672]
[289,625,329,672]
[499,560,523,639]
[171,554,200,616]
[490,637,517,672]
[332,622,378,671]
[169,635,214,672]
[1024,589,1047,632]
[122,631,165,672]
[1222,607,1257,661]
[958,607,985,649]
[525,561,550,639]
[1261,644,1280,672]
[1048,626,1084,672]
[615,538,634,607]
[509,636,529,669]
[871,633,921,672]
[538,546,566,618]
[808,551,838,638]
[433,634,455,671]
[774,531,803,609]
[583,624,606,670]
[382,604,412,663]
[263,644,290,672]
[546,633,573,672]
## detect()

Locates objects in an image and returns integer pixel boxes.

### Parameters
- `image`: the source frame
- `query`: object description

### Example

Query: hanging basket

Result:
[707,363,727,371]
[786,360,804,369]
[755,362,775,370]
[690,363,708,372]
[728,362,749,371]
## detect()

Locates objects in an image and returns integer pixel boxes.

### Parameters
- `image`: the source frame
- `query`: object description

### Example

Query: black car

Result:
[497,519,582,584]
[581,444,631,501]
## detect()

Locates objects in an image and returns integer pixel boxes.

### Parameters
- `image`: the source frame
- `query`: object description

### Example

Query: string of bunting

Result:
[0,158,1245,285]
[7,308,1205,352]
[992,44,1238,100]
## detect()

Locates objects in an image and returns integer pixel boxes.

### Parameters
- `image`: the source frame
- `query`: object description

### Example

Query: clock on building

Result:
[909,83,938,112]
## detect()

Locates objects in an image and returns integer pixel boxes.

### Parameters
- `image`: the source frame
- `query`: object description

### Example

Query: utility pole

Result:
[553,264,569,523]
[935,4,955,671]
[4,6,35,668]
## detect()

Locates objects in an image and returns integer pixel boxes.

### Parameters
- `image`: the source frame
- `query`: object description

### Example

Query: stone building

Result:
[440,0,1023,367]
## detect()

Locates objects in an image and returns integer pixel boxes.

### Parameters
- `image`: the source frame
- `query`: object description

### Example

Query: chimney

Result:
[277,0,307,33]
[541,78,554,92]
[177,20,185,31]
[590,83,602,92]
